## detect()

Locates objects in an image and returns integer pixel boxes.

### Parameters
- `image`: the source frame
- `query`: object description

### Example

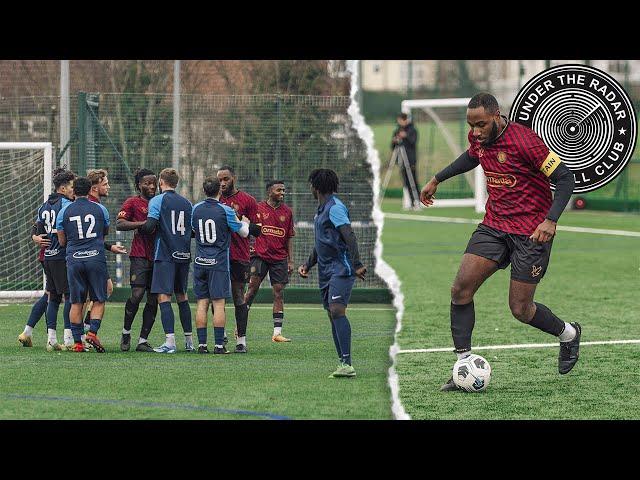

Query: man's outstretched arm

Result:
[421,151,480,206]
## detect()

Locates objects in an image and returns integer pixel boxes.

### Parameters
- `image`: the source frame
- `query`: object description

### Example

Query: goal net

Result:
[0,143,52,299]
[401,98,487,213]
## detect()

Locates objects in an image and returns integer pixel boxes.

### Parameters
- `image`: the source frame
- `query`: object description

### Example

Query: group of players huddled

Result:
[19,165,366,378]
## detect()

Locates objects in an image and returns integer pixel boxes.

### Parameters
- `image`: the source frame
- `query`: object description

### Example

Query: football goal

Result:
[400,98,486,213]
[0,142,52,300]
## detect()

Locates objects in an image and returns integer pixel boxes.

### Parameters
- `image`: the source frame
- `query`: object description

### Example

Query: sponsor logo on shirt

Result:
[261,226,286,238]
[72,250,99,259]
[44,248,60,257]
[195,256,218,266]
[172,251,191,260]
[485,171,517,188]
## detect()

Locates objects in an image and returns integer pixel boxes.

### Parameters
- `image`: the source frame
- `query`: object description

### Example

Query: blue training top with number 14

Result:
[55,197,109,264]
[313,194,355,289]
[147,189,193,263]
[191,198,244,271]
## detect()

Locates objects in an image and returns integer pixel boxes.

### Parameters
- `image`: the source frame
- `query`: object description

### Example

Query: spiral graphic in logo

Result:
[510,64,637,193]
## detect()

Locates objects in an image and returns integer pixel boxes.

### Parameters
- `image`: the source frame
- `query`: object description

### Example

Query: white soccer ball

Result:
[452,354,492,392]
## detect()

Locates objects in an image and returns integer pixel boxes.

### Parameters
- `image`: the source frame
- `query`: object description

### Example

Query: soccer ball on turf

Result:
[452,354,492,392]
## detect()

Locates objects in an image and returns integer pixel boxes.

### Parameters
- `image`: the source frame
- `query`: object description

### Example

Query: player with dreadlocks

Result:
[115,168,159,352]
[298,168,367,378]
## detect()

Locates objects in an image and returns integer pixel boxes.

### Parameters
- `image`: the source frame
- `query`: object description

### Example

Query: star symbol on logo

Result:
[619,127,627,135]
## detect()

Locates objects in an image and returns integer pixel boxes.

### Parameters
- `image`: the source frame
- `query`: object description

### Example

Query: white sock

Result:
[23,325,33,336]
[138,337,147,345]
[47,329,57,344]
[122,329,131,335]
[81,334,86,342]
[64,328,72,343]
[237,336,246,346]
[198,343,207,348]
[273,327,282,336]
[185,333,193,341]
[166,333,176,347]
[559,322,577,342]
[456,351,471,360]
[215,344,224,349]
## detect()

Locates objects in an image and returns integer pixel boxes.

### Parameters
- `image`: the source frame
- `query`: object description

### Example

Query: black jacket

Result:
[391,122,418,165]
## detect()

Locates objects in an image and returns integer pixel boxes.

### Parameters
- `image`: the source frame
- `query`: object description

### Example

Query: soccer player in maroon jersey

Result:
[244,180,296,343]
[420,93,581,391]
[115,168,159,352]
[217,166,262,353]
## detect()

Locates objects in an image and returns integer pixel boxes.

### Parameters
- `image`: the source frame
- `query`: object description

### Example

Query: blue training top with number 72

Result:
[55,197,110,264]
[147,189,193,263]
[191,198,244,271]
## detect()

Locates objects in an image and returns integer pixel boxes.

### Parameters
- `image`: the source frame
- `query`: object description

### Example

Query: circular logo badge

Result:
[510,64,637,193]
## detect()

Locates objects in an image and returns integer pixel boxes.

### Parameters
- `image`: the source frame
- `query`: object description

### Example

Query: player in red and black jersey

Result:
[244,180,296,343]
[115,168,159,352]
[217,166,261,352]
[420,93,582,390]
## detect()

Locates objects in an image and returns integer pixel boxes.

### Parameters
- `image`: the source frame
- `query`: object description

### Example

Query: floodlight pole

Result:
[172,60,181,172]
[60,60,70,167]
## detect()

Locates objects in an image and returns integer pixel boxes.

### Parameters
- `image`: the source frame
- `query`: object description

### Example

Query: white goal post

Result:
[0,142,52,300]
[401,98,487,213]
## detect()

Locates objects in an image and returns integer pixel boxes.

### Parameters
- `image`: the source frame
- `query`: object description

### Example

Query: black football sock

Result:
[451,301,475,353]
[529,302,565,336]
[273,312,284,331]
[235,304,249,338]
[123,298,140,332]
[139,300,158,341]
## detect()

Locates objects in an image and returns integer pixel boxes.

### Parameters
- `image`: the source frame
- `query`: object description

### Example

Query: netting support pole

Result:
[60,60,70,167]
[172,60,181,172]
[43,143,52,290]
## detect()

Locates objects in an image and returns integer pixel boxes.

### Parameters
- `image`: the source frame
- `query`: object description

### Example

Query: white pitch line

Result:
[384,212,640,237]
[398,339,640,354]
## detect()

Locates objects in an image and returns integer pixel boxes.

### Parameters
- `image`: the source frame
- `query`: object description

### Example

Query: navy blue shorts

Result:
[67,260,108,304]
[193,266,231,300]
[321,275,356,310]
[151,261,190,295]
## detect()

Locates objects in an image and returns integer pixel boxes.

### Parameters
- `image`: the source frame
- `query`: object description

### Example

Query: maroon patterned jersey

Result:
[117,196,155,261]
[220,190,258,263]
[254,201,295,263]
[468,120,561,235]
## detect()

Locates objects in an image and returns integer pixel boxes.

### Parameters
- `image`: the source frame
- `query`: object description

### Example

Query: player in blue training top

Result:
[56,176,112,353]
[191,177,251,354]
[298,168,367,378]
[19,167,75,351]
[138,168,194,354]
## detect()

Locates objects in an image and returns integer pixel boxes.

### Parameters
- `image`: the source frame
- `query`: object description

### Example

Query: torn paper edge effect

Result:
[346,60,410,420]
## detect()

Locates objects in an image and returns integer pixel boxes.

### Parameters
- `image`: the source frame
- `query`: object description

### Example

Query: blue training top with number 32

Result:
[147,189,193,263]
[56,197,109,264]
[191,198,244,271]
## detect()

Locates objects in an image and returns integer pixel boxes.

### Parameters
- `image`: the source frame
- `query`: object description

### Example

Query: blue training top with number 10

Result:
[313,194,354,288]
[55,197,109,264]
[191,198,244,271]
[147,189,193,263]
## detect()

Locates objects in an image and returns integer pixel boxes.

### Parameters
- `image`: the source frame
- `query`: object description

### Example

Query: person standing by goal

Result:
[419,93,581,391]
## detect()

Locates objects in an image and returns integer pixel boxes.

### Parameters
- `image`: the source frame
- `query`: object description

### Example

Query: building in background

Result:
[362,60,640,106]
